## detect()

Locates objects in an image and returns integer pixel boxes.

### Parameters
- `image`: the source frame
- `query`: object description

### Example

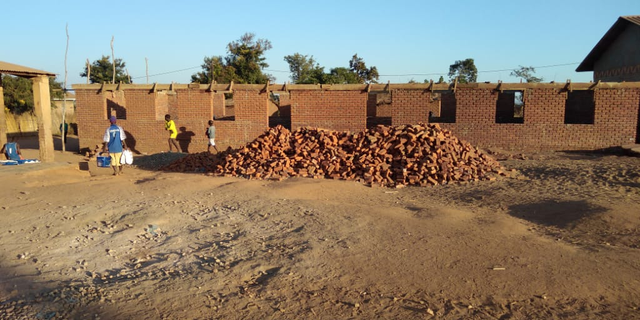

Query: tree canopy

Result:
[283,53,325,84]
[510,65,543,83]
[191,33,273,84]
[284,53,379,84]
[80,55,130,84]
[348,54,379,84]
[2,75,63,114]
[191,56,236,84]
[325,67,360,84]
[448,58,477,83]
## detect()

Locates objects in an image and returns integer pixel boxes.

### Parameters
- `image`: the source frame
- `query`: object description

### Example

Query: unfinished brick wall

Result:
[390,87,640,150]
[390,89,441,125]
[75,83,640,154]
[366,93,376,117]
[214,89,269,148]
[75,88,269,154]
[290,90,367,132]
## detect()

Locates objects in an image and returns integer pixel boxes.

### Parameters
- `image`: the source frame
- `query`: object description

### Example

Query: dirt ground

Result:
[1,137,639,319]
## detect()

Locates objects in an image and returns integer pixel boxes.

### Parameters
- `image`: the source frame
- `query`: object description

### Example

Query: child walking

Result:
[164,114,180,152]
[206,120,219,153]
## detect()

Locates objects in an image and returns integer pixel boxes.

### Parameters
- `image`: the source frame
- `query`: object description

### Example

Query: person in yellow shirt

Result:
[164,114,180,152]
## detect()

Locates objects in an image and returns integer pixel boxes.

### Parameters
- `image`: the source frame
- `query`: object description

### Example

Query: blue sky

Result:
[2,0,638,87]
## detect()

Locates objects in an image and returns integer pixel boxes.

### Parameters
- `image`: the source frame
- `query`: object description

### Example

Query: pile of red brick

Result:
[162,124,506,187]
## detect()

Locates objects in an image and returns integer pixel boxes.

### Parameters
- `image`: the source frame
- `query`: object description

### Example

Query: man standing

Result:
[103,116,127,176]
[165,114,180,152]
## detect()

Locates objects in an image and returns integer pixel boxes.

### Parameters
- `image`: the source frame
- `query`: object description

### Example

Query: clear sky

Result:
[2,0,639,87]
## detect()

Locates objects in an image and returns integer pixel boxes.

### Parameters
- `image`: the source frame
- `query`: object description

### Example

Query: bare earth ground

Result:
[0,137,639,319]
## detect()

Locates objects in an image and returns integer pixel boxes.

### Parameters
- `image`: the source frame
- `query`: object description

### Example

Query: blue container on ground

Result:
[97,156,111,168]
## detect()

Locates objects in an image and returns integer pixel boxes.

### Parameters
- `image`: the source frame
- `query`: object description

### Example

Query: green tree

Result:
[324,67,360,84]
[510,65,543,83]
[281,53,379,85]
[190,56,235,83]
[349,54,379,83]
[225,33,273,83]
[437,76,445,84]
[284,53,325,84]
[2,75,63,114]
[448,58,477,83]
[80,55,130,84]
[192,33,273,84]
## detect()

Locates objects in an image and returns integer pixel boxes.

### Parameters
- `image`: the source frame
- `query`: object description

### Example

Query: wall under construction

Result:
[73,82,640,154]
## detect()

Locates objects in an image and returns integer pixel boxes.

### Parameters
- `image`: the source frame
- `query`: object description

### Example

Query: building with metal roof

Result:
[576,15,640,82]
[0,61,56,78]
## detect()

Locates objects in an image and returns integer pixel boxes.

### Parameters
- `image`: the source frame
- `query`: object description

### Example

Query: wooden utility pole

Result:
[145,57,149,84]
[111,36,115,84]
[62,23,69,152]
[126,68,131,84]
[214,58,219,83]
[86,59,91,84]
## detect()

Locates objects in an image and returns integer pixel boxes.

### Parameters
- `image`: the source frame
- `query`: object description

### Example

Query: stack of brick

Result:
[162,124,506,187]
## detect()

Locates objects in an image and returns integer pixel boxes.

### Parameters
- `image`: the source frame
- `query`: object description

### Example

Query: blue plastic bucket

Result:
[97,156,111,167]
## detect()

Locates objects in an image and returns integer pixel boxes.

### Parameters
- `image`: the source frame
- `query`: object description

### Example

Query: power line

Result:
[380,62,580,77]
[129,62,581,81]
[130,67,289,80]
[130,65,201,80]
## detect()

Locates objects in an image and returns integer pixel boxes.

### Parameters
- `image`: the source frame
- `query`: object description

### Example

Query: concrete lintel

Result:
[71,81,640,93]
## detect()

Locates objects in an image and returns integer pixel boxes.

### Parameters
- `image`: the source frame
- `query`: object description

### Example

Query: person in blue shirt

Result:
[1,138,22,161]
[103,116,127,176]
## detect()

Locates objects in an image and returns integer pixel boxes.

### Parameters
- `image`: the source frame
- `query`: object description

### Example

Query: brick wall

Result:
[277,92,291,117]
[75,88,269,154]
[290,90,367,132]
[213,93,225,119]
[390,89,441,125]
[390,87,639,150]
[75,85,640,153]
[214,89,269,148]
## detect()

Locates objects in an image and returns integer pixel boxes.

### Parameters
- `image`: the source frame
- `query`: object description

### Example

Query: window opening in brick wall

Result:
[495,90,524,124]
[429,91,456,123]
[564,91,595,124]
[269,92,291,129]
[107,99,126,119]
[216,92,235,121]
[367,92,392,128]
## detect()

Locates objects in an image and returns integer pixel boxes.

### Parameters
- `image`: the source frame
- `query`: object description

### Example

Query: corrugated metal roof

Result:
[622,15,640,25]
[0,61,56,77]
[576,16,640,72]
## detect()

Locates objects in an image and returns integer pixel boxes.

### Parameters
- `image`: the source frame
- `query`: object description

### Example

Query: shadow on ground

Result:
[12,134,80,153]
[508,200,608,229]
